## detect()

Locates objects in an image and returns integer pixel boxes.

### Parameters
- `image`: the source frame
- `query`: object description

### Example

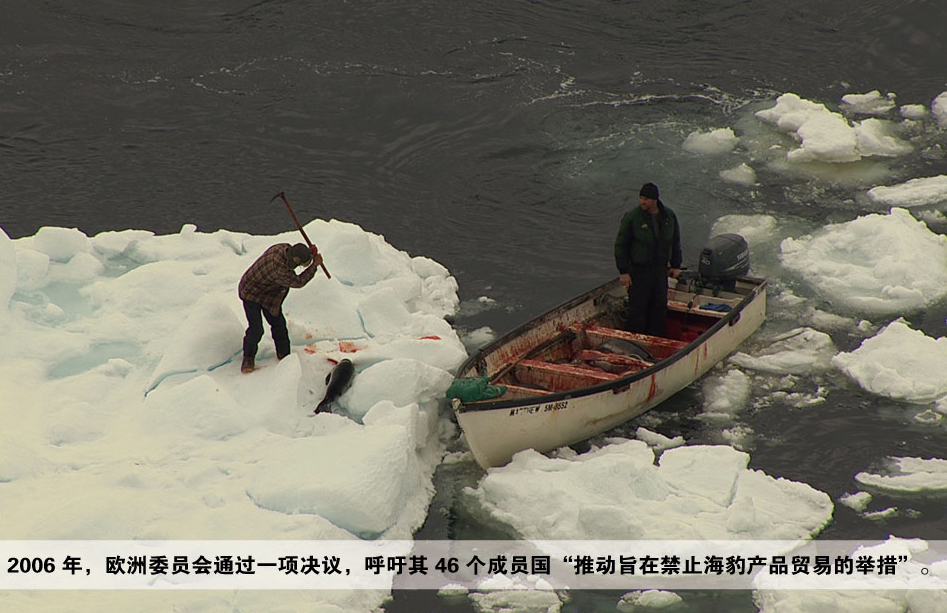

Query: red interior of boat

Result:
[491,301,727,398]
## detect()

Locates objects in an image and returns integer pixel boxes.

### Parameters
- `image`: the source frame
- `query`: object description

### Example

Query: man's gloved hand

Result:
[309,245,323,268]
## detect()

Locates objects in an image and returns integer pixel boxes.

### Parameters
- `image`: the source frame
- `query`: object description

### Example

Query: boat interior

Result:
[489,286,745,400]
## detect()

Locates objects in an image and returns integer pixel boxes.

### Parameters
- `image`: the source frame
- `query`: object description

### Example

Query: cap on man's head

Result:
[639,182,660,200]
[289,243,312,266]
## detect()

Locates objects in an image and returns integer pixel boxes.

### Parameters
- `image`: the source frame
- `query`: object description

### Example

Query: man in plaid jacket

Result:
[238,243,322,373]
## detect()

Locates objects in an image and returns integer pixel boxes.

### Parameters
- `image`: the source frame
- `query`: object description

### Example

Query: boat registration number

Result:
[509,400,568,416]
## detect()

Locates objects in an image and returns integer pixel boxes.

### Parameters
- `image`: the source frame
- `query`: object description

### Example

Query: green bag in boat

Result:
[446,377,507,402]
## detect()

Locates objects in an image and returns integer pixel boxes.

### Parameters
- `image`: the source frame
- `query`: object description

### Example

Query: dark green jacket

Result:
[614,201,683,274]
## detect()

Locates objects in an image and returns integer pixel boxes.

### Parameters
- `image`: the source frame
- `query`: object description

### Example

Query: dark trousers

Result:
[627,265,668,337]
[242,300,290,359]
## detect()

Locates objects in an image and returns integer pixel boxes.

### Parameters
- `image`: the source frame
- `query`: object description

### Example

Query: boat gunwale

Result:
[454,276,767,413]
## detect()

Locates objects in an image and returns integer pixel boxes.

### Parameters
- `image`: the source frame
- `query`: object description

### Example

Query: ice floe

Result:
[0,219,467,611]
[855,457,947,495]
[867,175,947,208]
[754,92,914,163]
[467,441,834,542]
[682,127,739,155]
[617,590,683,610]
[729,327,837,375]
[832,319,947,404]
[779,208,947,316]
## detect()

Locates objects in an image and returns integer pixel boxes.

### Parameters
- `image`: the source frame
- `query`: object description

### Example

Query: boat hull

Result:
[453,277,766,469]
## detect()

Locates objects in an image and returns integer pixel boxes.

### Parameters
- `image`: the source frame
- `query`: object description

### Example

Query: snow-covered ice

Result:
[729,327,837,375]
[635,427,684,452]
[934,92,947,127]
[702,369,752,417]
[0,220,467,611]
[466,441,834,541]
[617,589,682,610]
[840,90,897,116]
[682,127,739,155]
[779,208,947,316]
[855,457,947,495]
[867,175,947,208]
[754,92,913,163]
[469,589,562,613]
[754,537,947,613]
[833,319,947,404]
[719,162,757,186]
[838,491,873,512]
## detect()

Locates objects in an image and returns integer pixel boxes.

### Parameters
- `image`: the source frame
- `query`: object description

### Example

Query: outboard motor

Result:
[698,233,750,292]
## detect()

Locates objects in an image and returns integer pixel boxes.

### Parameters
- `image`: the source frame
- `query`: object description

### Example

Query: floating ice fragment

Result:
[719,163,757,186]
[914,409,944,425]
[779,208,947,316]
[710,214,777,249]
[469,589,562,613]
[755,92,914,163]
[463,326,497,349]
[899,104,929,120]
[729,327,836,375]
[863,507,898,521]
[832,319,947,404]
[838,491,872,512]
[702,369,751,414]
[683,127,739,155]
[720,425,754,451]
[756,93,830,133]
[853,118,913,157]
[635,427,684,452]
[855,457,947,494]
[867,175,947,208]
[468,441,832,541]
[618,590,683,611]
[840,90,896,116]
[933,91,947,127]
[787,111,860,163]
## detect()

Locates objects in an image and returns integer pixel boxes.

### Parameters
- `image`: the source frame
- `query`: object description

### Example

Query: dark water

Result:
[3,1,947,611]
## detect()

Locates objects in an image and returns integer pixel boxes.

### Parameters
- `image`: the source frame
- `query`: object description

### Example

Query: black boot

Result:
[241,356,255,373]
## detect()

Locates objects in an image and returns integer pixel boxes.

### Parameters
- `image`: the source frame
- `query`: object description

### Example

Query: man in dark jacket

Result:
[614,182,683,336]
[238,243,322,373]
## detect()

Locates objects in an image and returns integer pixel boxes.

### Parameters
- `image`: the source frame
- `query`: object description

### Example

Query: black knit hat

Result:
[639,182,660,200]
[289,243,312,265]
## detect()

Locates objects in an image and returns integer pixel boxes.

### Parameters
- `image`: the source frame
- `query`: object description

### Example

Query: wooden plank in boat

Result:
[573,349,652,371]
[515,358,618,391]
[571,325,687,359]
[667,298,730,317]
[500,383,553,399]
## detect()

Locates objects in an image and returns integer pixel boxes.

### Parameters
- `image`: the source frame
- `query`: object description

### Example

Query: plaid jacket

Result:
[239,244,317,315]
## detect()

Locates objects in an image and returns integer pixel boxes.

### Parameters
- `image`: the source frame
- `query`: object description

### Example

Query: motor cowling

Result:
[699,233,749,286]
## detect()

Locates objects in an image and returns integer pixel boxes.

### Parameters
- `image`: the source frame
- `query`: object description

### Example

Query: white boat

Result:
[450,235,767,469]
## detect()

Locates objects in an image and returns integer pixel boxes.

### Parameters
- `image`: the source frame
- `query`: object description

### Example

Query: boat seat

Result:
[572,325,687,360]
[497,383,554,401]
[667,298,731,318]
[573,349,651,372]
[515,359,617,392]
